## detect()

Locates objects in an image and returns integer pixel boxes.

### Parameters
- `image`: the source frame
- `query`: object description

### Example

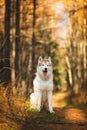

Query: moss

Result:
[26,108,65,123]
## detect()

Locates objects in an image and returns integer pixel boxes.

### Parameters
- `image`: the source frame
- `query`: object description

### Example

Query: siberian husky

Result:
[30,56,54,113]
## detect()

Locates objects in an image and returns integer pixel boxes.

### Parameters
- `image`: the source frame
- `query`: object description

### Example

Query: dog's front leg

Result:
[47,91,54,113]
[35,91,42,112]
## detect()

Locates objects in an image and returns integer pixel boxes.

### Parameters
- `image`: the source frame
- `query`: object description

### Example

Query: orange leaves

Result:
[0,84,29,119]
[0,0,4,6]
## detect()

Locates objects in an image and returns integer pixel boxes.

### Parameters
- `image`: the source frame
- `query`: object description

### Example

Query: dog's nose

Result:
[45,68,47,71]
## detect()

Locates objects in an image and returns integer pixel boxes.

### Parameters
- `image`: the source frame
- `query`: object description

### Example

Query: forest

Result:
[0,0,87,130]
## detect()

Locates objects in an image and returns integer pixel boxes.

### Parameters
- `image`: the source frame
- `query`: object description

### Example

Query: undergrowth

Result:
[26,108,64,123]
[0,84,65,124]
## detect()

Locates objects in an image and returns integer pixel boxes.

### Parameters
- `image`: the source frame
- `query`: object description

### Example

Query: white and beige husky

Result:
[30,56,54,113]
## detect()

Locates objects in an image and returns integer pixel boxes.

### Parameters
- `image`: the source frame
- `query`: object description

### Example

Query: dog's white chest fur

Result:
[30,56,54,113]
[34,75,53,91]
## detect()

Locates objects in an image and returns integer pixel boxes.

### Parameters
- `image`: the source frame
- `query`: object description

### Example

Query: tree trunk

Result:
[83,1,87,88]
[15,0,20,84]
[31,0,36,86]
[3,0,11,83]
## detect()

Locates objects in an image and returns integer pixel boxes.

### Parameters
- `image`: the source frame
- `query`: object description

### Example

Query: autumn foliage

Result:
[0,0,87,129]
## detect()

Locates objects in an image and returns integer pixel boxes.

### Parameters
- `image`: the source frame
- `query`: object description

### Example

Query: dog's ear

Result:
[38,56,43,65]
[48,56,51,64]
[38,56,43,62]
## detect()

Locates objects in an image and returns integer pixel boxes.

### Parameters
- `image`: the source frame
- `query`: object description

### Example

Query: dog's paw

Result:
[50,111,55,113]
[49,109,55,113]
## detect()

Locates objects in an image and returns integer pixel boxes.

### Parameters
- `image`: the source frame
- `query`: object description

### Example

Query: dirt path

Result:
[53,92,70,108]
[53,92,87,124]
[0,91,87,130]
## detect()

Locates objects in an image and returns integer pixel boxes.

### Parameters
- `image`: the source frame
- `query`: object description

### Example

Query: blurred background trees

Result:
[0,0,87,97]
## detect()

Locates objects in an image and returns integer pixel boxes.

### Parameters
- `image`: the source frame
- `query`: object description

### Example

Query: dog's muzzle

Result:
[43,68,48,76]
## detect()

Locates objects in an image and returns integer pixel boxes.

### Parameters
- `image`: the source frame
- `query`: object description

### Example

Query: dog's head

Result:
[37,56,53,78]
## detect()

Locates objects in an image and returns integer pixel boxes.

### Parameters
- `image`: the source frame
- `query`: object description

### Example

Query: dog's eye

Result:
[42,64,44,66]
[47,64,51,66]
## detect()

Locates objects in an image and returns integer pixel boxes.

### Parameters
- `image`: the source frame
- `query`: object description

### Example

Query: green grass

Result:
[26,108,65,123]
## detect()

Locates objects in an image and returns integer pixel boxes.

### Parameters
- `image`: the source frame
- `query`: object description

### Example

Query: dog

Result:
[30,56,54,113]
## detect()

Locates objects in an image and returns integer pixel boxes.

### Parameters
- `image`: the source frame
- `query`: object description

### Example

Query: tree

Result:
[15,0,20,78]
[31,0,37,86]
[66,0,87,93]
[3,0,11,82]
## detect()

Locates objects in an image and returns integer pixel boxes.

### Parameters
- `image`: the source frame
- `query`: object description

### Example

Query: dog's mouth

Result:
[43,70,48,76]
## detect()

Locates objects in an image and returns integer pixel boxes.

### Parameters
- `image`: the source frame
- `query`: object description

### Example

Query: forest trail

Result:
[53,92,87,124]
[0,91,87,130]
[53,91,70,108]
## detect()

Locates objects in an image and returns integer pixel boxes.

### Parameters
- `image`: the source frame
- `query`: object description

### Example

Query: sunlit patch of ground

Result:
[64,108,87,123]
[53,91,70,108]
